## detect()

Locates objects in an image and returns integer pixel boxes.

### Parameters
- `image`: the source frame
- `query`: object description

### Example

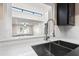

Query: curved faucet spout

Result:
[44,19,55,40]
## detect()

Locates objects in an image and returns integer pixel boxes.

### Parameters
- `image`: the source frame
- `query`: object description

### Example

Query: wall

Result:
[0,4,12,41]
[0,3,79,44]
[0,3,49,42]
[12,3,79,43]
[12,3,50,22]
[47,3,79,43]
[12,3,49,37]
[52,3,79,41]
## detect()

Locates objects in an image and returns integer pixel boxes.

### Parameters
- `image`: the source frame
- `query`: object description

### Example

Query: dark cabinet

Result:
[57,3,75,26]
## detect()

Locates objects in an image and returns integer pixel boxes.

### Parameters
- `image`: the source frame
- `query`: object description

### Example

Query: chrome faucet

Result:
[44,19,55,40]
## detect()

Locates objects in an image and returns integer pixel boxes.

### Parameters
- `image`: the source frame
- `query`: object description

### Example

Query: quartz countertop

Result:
[0,38,79,56]
[0,37,57,56]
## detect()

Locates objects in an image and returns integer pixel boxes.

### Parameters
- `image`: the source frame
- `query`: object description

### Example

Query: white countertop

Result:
[0,37,57,56]
[0,37,79,56]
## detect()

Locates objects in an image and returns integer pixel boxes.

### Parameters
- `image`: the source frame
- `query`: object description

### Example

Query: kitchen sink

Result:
[54,40,79,49]
[32,40,79,56]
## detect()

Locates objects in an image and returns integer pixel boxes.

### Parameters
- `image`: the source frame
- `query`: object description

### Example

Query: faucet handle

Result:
[52,33,55,37]
[44,36,50,41]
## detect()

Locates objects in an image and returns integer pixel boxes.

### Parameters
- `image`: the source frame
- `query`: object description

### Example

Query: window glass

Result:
[12,23,33,36]
[19,24,33,34]
[12,7,22,12]
[12,7,42,16]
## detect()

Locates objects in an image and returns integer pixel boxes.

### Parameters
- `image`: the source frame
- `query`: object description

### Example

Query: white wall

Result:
[0,4,12,41]
[52,3,79,41]
[1,3,79,44]
[0,3,49,42]
[12,3,50,22]
[12,3,49,36]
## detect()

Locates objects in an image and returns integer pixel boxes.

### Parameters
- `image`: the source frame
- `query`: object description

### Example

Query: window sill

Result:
[12,35,45,40]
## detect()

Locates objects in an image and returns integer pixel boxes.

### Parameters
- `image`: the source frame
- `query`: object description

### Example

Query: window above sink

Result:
[12,3,50,37]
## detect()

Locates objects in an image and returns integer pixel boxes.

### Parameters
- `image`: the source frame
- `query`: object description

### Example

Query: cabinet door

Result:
[69,3,75,25]
[57,3,68,25]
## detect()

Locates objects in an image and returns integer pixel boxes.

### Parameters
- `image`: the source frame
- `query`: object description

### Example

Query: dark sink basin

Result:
[54,40,79,49]
[32,43,54,56]
[32,40,79,56]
